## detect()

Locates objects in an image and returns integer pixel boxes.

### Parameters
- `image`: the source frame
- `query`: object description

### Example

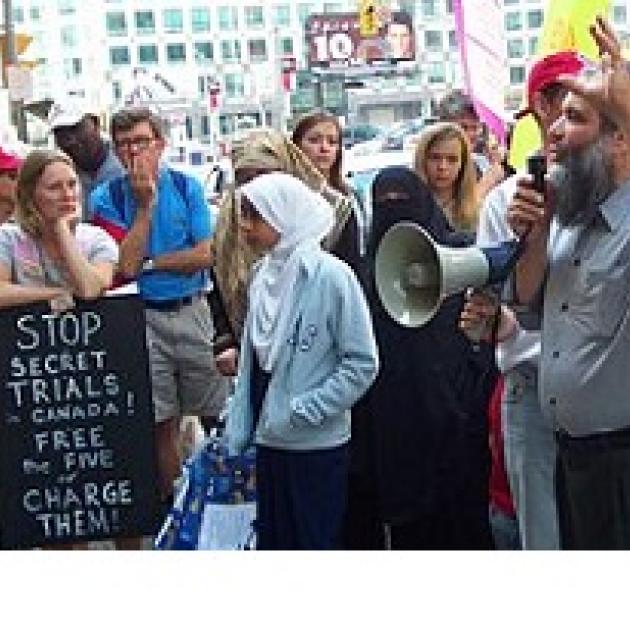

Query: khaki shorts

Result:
[145,295,230,423]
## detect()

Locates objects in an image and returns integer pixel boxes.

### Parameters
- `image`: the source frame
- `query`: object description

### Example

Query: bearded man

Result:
[507,82,630,549]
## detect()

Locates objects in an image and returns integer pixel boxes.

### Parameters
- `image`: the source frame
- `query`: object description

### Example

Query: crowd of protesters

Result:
[2,15,630,551]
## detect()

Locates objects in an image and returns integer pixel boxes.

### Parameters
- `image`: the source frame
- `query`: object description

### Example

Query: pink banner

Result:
[453,0,507,144]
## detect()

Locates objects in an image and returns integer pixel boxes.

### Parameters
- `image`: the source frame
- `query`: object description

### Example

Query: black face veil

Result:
[368,166,470,259]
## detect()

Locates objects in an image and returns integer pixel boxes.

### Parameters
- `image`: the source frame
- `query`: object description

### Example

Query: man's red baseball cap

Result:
[514,51,586,120]
[0,147,24,173]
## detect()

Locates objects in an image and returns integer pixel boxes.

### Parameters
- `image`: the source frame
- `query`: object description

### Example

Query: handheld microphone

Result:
[527,154,546,195]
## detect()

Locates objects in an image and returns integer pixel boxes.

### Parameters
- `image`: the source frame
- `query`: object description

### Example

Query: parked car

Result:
[348,117,434,158]
[341,122,383,149]
[381,117,430,151]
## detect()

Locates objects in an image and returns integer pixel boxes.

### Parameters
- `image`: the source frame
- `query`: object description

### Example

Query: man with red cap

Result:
[460,50,585,550]
[0,147,23,224]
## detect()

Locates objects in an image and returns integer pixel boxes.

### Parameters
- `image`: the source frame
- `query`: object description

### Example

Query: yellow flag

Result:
[359,0,379,37]
[538,0,609,57]
[509,0,611,169]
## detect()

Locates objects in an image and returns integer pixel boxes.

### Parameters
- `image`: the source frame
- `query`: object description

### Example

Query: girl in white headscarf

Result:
[226,172,379,550]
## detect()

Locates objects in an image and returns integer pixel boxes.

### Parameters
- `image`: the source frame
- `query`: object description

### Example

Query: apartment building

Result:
[4,0,630,144]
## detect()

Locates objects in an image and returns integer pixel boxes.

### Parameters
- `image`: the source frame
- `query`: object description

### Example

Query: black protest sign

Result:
[0,295,160,548]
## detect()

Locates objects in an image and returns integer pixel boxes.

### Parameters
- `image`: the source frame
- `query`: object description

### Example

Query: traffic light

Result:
[359,0,379,37]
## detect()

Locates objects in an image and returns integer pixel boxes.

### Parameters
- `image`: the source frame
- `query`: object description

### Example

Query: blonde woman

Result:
[211,129,354,376]
[413,122,480,232]
[0,149,117,311]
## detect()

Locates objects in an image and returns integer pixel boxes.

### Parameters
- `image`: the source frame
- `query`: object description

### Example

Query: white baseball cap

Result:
[47,98,97,131]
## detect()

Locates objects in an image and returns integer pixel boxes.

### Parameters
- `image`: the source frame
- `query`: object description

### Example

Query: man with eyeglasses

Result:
[90,107,229,515]
[48,99,124,221]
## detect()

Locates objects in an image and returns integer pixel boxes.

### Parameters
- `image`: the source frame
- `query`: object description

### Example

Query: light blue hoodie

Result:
[226,248,379,454]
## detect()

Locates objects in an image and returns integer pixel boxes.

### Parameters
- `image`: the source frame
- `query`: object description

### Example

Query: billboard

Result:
[305,12,415,68]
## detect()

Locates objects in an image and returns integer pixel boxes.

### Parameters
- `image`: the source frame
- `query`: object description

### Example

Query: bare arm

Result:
[0,263,67,309]
[119,207,153,278]
[54,220,114,299]
[118,152,158,279]
[152,238,213,275]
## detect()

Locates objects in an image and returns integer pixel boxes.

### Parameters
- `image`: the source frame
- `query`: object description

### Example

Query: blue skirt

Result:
[256,443,349,550]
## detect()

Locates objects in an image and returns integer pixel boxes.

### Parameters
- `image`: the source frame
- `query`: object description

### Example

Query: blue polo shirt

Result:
[91,167,213,301]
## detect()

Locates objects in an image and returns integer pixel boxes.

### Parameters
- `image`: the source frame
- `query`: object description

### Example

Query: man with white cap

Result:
[48,99,123,220]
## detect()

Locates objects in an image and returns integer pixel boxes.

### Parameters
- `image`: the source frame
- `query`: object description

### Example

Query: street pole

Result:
[2,0,27,142]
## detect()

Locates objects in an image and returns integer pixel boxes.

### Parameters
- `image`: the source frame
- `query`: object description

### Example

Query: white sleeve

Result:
[476,177,518,246]
[84,225,119,265]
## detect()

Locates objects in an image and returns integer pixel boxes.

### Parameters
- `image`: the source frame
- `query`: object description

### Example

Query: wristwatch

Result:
[141,258,155,273]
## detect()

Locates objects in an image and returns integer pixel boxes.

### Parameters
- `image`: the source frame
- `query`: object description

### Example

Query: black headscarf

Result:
[368,166,473,258]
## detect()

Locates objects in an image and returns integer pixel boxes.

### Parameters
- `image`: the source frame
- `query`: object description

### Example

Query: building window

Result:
[507,39,524,58]
[194,41,214,63]
[298,4,313,25]
[399,0,416,16]
[110,46,130,66]
[12,7,24,22]
[505,12,522,31]
[424,30,443,51]
[138,44,159,64]
[218,6,238,30]
[113,81,122,102]
[106,12,127,37]
[30,6,42,20]
[428,61,445,83]
[510,66,525,85]
[324,3,342,12]
[248,39,267,62]
[163,9,184,33]
[421,0,438,18]
[166,43,186,62]
[63,57,82,78]
[527,10,543,29]
[201,115,210,137]
[135,11,155,34]
[445,0,453,13]
[221,40,242,62]
[57,0,76,16]
[245,6,264,28]
[504,0,518,4]
[529,36,538,55]
[614,5,628,24]
[191,7,211,32]
[279,37,294,55]
[274,4,291,27]
[60,25,78,48]
[225,73,245,98]
[448,30,458,49]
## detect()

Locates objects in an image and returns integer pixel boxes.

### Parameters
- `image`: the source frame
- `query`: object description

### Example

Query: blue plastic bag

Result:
[155,437,256,550]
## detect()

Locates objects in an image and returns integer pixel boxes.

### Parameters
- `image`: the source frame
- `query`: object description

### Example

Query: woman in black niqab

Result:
[345,166,494,550]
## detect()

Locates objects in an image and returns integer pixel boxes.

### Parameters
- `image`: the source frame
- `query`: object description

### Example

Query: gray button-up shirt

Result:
[540,178,630,436]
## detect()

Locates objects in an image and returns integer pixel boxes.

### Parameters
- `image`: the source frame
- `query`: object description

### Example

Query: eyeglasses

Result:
[114,136,157,152]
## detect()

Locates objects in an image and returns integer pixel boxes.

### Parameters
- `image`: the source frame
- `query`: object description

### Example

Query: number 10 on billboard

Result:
[312,33,354,63]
